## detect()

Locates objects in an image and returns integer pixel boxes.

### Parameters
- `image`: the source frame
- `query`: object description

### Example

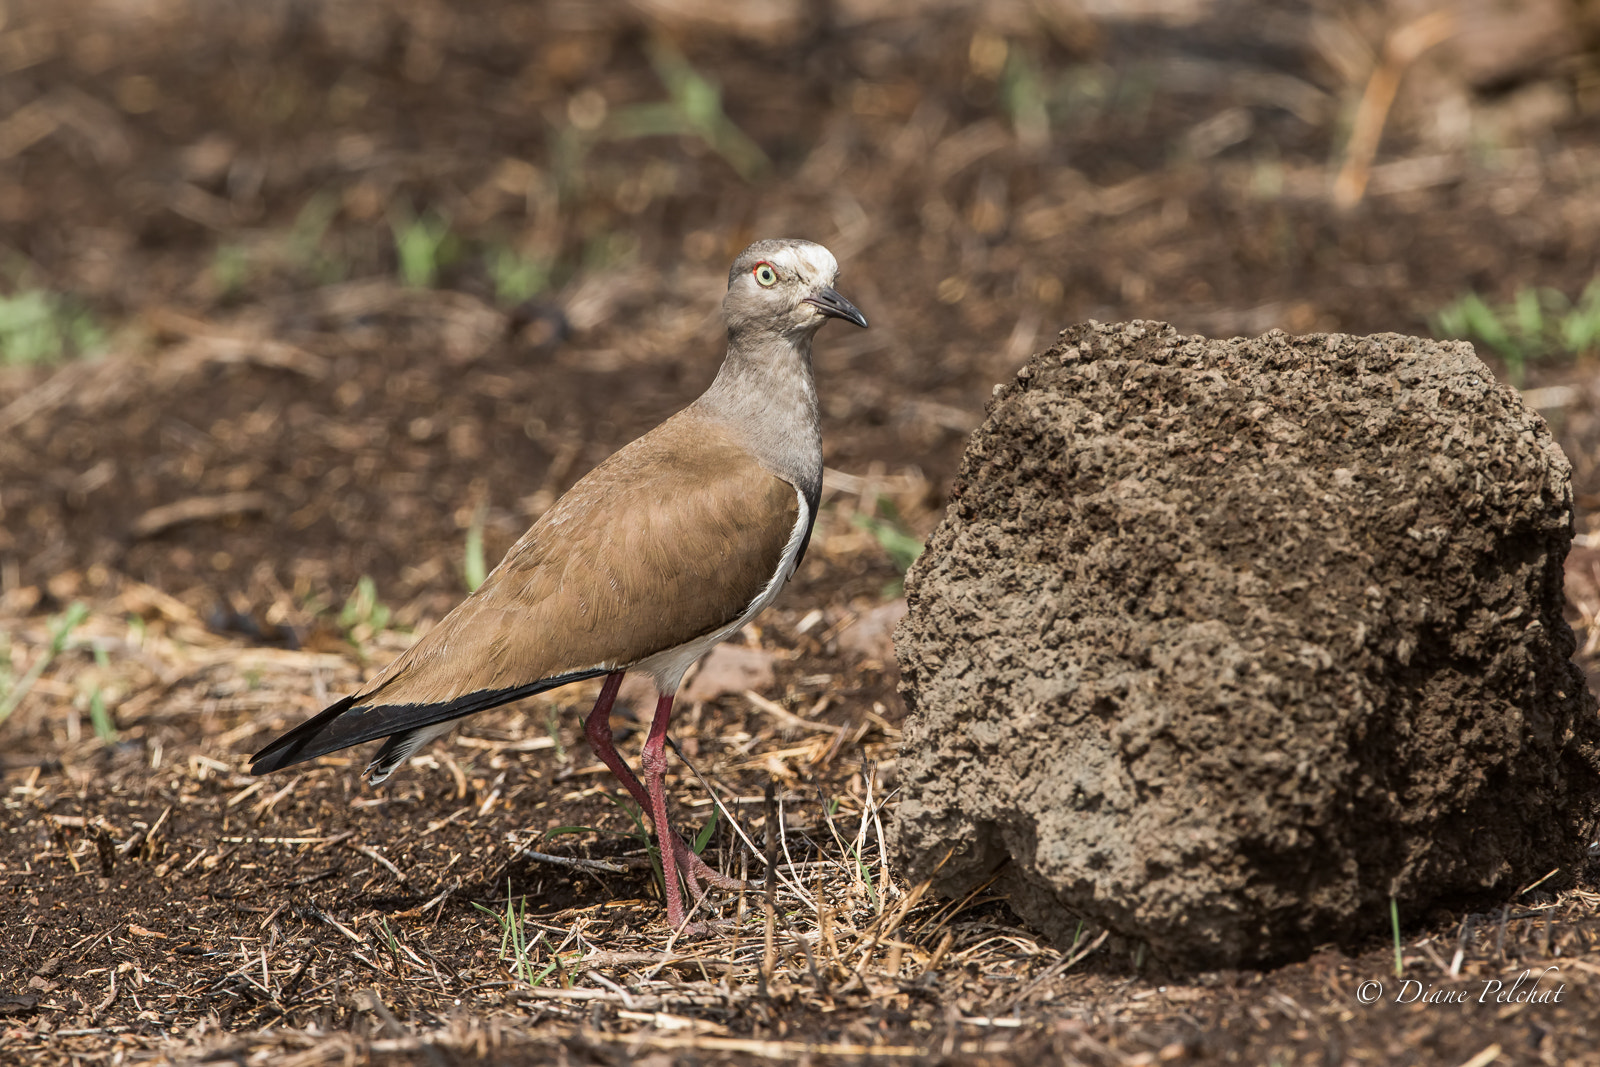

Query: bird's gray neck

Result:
[692,331,823,508]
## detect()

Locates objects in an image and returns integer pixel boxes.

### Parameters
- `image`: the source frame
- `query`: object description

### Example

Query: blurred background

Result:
[2,0,1600,653]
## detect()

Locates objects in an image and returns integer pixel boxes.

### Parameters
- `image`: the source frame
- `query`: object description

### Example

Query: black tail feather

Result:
[250,693,362,774]
[248,668,609,775]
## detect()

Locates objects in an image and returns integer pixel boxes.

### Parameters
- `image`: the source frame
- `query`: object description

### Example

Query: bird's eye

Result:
[753,263,778,288]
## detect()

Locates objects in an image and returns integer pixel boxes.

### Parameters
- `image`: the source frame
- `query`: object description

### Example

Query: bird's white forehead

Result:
[770,243,838,282]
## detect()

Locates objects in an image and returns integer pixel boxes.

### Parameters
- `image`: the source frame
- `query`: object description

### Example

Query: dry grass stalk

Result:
[1332,9,1457,209]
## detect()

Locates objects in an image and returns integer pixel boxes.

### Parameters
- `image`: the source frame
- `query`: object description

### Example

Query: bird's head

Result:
[722,239,869,341]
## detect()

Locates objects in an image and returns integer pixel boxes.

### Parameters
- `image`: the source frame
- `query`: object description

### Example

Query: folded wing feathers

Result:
[249,669,609,775]
[250,411,799,776]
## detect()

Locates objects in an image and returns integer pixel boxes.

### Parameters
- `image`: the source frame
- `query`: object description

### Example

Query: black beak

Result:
[804,286,869,329]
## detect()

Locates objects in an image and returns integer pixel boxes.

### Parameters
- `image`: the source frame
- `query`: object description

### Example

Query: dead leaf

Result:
[836,598,907,662]
[683,644,776,703]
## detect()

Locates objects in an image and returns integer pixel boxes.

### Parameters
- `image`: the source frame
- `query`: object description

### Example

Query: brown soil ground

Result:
[2,1,1600,1064]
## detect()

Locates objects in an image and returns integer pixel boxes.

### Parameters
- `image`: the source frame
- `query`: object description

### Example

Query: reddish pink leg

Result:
[640,691,689,928]
[581,672,739,920]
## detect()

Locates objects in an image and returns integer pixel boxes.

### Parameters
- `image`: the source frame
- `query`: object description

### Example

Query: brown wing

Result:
[251,409,800,772]
[366,411,798,707]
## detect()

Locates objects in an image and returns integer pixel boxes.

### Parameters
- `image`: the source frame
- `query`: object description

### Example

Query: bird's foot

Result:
[669,835,745,894]
[667,915,729,939]
[660,837,745,934]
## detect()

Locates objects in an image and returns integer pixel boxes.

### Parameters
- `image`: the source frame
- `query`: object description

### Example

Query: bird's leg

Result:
[581,674,740,909]
[582,673,647,804]
[640,689,728,932]
[640,690,685,928]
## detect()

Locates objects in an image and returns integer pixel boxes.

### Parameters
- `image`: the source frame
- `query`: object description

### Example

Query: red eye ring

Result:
[753,262,779,288]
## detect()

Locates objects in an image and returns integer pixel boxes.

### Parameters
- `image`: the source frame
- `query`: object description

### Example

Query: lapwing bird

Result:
[250,239,868,930]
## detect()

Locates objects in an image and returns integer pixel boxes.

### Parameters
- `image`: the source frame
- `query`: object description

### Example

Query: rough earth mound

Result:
[892,321,1600,969]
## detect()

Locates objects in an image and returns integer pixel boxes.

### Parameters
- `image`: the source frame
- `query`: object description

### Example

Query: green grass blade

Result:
[88,689,117,744]
[534,956,562,987]
[463,507,487,592]
[601,792,650,839]
[693,806,718,855]
[1513,287,1544,352]
[1391,897,1403,978]
[488,246,548,306]
[851,512,925,573]
[1559,280,1600,355]
[0,602,90,727]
